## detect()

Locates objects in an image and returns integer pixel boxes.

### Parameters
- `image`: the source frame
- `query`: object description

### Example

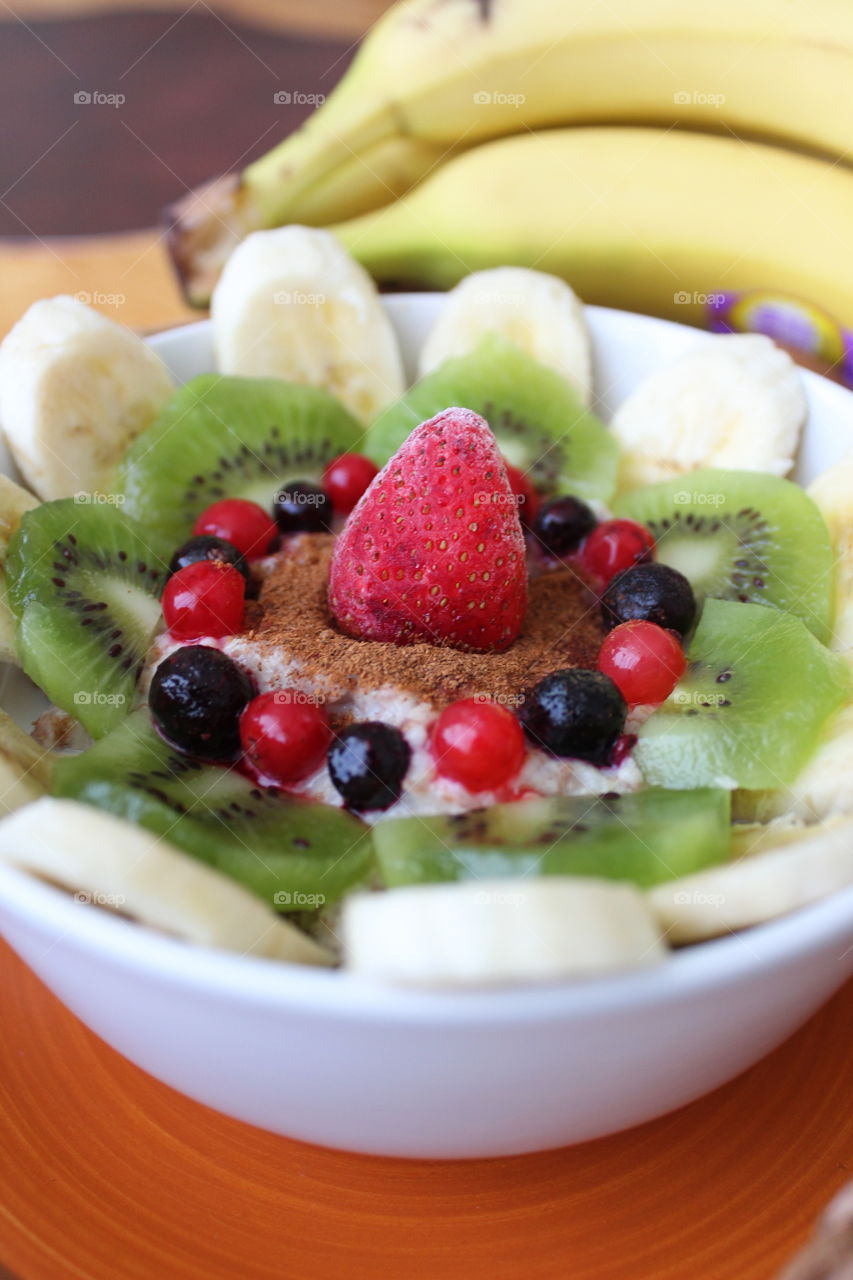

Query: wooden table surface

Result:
[1,6,852,1278]
[0,936,851,1280]
[0,1,391,334]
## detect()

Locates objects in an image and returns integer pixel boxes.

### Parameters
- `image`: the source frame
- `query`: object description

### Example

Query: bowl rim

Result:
[1,858,852,1022]
[1,302,852,1024]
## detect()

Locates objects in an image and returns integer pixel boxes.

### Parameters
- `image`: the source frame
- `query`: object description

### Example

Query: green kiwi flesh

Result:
[52,710,374,907]
[373,787,731,888]
[365,334,619,502]
[119,375,364,543]
[6,499,170,736]
[615,468,834,643]
[635,599,849,790]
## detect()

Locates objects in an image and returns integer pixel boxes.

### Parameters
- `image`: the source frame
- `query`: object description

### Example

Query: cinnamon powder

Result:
[242,535,605,710]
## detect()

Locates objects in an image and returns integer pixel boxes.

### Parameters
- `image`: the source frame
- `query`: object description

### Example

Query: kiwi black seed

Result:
[615,468,834,643]
[6,498,170,738]
[365,333,618,503]
[52,710,374,907]
[371,788,731,889]
[635,598,849,789]
[119,374,363,543]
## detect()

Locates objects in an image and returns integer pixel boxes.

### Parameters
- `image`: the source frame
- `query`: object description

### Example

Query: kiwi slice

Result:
[6,499,170,737]
[53,710,373,908]
[615,468,834,642]
[635,599,849,790]
[119,375,364,543]
[366,334,619,502]
[373,787,731,889]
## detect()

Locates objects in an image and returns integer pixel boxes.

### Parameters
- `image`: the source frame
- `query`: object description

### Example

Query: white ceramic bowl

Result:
[0,299,852,1160]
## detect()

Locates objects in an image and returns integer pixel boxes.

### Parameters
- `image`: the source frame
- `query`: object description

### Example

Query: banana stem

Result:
[242,95,396,227]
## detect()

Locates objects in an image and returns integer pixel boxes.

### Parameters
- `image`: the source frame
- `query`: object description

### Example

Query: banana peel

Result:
[163,0,853,305]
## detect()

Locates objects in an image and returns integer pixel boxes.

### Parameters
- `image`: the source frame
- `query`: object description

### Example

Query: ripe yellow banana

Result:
[168,137,449,307]
[166,0,853,304]
[333,127,853,334]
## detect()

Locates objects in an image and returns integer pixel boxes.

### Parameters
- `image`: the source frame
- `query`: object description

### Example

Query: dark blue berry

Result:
[328,722,411,811]
[519,669,626,765]
[149,645,254,761]
[531,495,596,557]
[274,480,333,535]
[601,562,696,637]
[168,535,250,586]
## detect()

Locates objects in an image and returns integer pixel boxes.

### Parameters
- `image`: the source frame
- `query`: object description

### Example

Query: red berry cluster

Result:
[154,413,690,803]
[189,452,379,557]
[424,503,692,789]
[570,519,688,706]
[162,453,380,640]
[577,518,688,706]
[525,496,689,709]
[157,454,380,788]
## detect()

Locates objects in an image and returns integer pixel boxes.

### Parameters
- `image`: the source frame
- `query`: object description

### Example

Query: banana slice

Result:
[0,707,52,814]
[342,877,666,987]
[0,296,174,500]
[808,453,853,658]
[611,334,806,489]
[211,226,405,424]
[752,702,853,823]
[0,474,38,663]
[418,266,593,403]
[648,814,853,943]
[0,797,333,964]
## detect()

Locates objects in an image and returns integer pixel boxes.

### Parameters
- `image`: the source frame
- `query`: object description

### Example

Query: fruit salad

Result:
[0,227,851,988]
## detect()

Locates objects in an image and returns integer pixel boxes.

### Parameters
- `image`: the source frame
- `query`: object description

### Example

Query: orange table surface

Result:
[0,939,851,1279]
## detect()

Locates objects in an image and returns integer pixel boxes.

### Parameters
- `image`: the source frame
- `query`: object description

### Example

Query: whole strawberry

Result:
[328,408,527,651]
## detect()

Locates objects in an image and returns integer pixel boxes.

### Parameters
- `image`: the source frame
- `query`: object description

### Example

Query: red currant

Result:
[322,453,379,515]
[239,690,332,785]
[597,620,686,706]
[580,519,655,585]
[431,698,526,792]
[193,498,278,560]
[503,462,540,523]
[162,560,245,641]
[610,733,638,767]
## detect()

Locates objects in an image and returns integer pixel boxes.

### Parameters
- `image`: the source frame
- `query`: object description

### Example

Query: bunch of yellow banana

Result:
[167,0,853,342]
